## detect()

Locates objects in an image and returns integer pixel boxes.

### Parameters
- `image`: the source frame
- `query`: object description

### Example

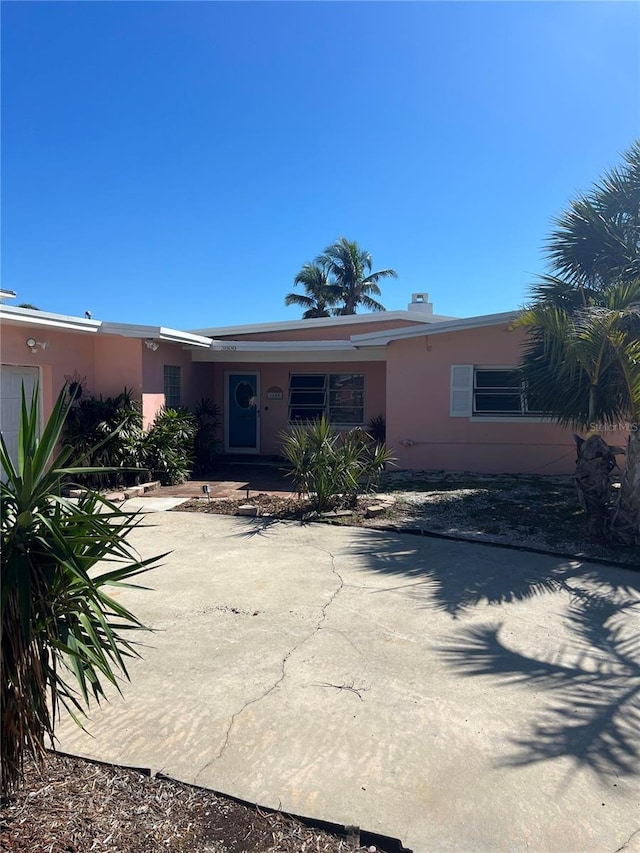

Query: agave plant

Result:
[1,384,163,797]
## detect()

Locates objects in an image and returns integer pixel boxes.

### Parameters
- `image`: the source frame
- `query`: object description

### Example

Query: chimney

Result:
[408,292,433,315]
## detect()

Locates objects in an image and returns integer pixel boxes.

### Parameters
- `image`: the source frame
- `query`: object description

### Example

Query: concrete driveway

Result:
[56,512,640,853]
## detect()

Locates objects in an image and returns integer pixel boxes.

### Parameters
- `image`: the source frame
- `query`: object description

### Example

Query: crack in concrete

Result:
[194,546,344,782]
[614,828,640,852]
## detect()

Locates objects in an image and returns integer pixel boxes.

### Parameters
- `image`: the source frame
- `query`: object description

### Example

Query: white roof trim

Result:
[101,322,212,348]
[207,338,360,353]
[1,306,212,347]
[192,346,387,364]
[191,309,455,337]
[0,304,101,333]
[351,311,519,346]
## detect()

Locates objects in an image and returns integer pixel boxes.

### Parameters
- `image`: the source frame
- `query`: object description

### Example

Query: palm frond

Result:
[1,384,164,796]
[314,237,396,314]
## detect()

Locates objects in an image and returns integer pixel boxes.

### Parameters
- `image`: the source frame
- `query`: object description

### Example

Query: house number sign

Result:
[266,387,283,400]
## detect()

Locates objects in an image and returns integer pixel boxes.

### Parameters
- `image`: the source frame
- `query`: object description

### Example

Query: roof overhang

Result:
[1,305,102,333]
[0,306,212,348]
[191,310,455,338]
[351,311,519,346]
[190,339,387,363]
[100,322,212,348]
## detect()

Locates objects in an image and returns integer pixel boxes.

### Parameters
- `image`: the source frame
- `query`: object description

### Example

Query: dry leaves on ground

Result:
[1,753,381,853]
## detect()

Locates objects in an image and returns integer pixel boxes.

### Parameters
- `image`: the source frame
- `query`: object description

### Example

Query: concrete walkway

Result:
[57,513,640,852]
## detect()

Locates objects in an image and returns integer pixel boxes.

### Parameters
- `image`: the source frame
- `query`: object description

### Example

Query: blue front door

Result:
[227,373,259,453]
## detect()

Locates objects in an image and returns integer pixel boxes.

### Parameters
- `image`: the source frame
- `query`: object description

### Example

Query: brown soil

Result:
[0,752,383,853]
[176,494,378,521]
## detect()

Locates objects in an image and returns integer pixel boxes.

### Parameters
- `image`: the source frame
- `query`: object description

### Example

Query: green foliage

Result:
[1,384,163,797]
[142,407,197,486]
[285,263,340,319]
[515,139,640,544]
[516,282,640,428]
[286,239,397,318]
[515,141,640,429]
[367,414,386,444]
[316,237,397,315]
[192,398,222,476]
[63,387,210,487]
[62,387,145,487]
[280,416,395,512]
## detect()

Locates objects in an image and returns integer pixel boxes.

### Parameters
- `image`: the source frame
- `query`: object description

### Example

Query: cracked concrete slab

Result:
[55,512,640,852]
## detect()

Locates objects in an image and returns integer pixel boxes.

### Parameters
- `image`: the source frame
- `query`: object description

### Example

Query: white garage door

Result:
[1,365,40,476]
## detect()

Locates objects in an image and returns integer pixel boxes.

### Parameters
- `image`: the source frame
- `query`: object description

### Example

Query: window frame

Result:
[471,366,543,419]
[163,365,182,409]
[288,372,365,426]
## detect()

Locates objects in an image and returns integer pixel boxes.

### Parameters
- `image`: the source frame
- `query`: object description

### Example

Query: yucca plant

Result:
[280,416,395,512]
[1,384,163,797]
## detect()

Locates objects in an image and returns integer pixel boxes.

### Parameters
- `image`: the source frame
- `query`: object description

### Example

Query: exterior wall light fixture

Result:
[26,338,48,353]
[144,339,160,351]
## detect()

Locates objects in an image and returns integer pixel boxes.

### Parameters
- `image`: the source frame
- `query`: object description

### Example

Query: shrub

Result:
[367,413,386,444]
[142,407,197,485]
[280,416,395,512]
[1,385,163,797]
[62,387,144,488]
[192,398,222,476]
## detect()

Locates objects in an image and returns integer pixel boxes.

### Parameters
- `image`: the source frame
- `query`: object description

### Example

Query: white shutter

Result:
[450,365,473,417]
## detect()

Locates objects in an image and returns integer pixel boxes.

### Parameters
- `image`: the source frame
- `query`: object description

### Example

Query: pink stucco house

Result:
[1,292,580,475]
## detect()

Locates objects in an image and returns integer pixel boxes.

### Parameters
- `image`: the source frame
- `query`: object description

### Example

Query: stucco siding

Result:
[1,324,98,419]
[386,325,579,475]
[141,344,204,427]
[208,360,386,457]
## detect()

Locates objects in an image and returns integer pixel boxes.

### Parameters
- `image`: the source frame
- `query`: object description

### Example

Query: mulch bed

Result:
[176,495,381,522]
[0,752,380,853]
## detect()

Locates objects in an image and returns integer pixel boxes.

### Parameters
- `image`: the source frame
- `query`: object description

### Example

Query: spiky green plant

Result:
[1,384,163,797]
[280,416,395,512]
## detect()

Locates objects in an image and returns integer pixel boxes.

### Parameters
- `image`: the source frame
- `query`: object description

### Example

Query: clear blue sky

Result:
[2,1,638,329]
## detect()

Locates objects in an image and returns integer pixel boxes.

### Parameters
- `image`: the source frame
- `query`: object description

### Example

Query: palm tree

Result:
[285,262,339,319]
[516,140,640,544]
[316,237,397,314]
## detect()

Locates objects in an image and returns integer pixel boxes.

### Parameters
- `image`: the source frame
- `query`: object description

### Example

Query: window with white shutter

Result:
[450,365,473,417]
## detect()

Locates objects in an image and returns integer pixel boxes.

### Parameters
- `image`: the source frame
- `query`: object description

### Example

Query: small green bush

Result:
[280,416,395,512]
[142,407,197,485]
[62,387,144,487]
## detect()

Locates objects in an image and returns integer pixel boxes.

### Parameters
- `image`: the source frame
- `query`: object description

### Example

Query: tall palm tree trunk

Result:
[611,429,640,544]
[574,434,617,540]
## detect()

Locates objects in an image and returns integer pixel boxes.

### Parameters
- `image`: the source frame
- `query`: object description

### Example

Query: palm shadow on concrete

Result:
[439,594,640,777]
[343,528,639,618]
[342,529,640,777]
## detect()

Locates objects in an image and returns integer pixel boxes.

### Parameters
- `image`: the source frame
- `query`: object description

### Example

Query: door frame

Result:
[223,370,261,454]
[1,363,42,478]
